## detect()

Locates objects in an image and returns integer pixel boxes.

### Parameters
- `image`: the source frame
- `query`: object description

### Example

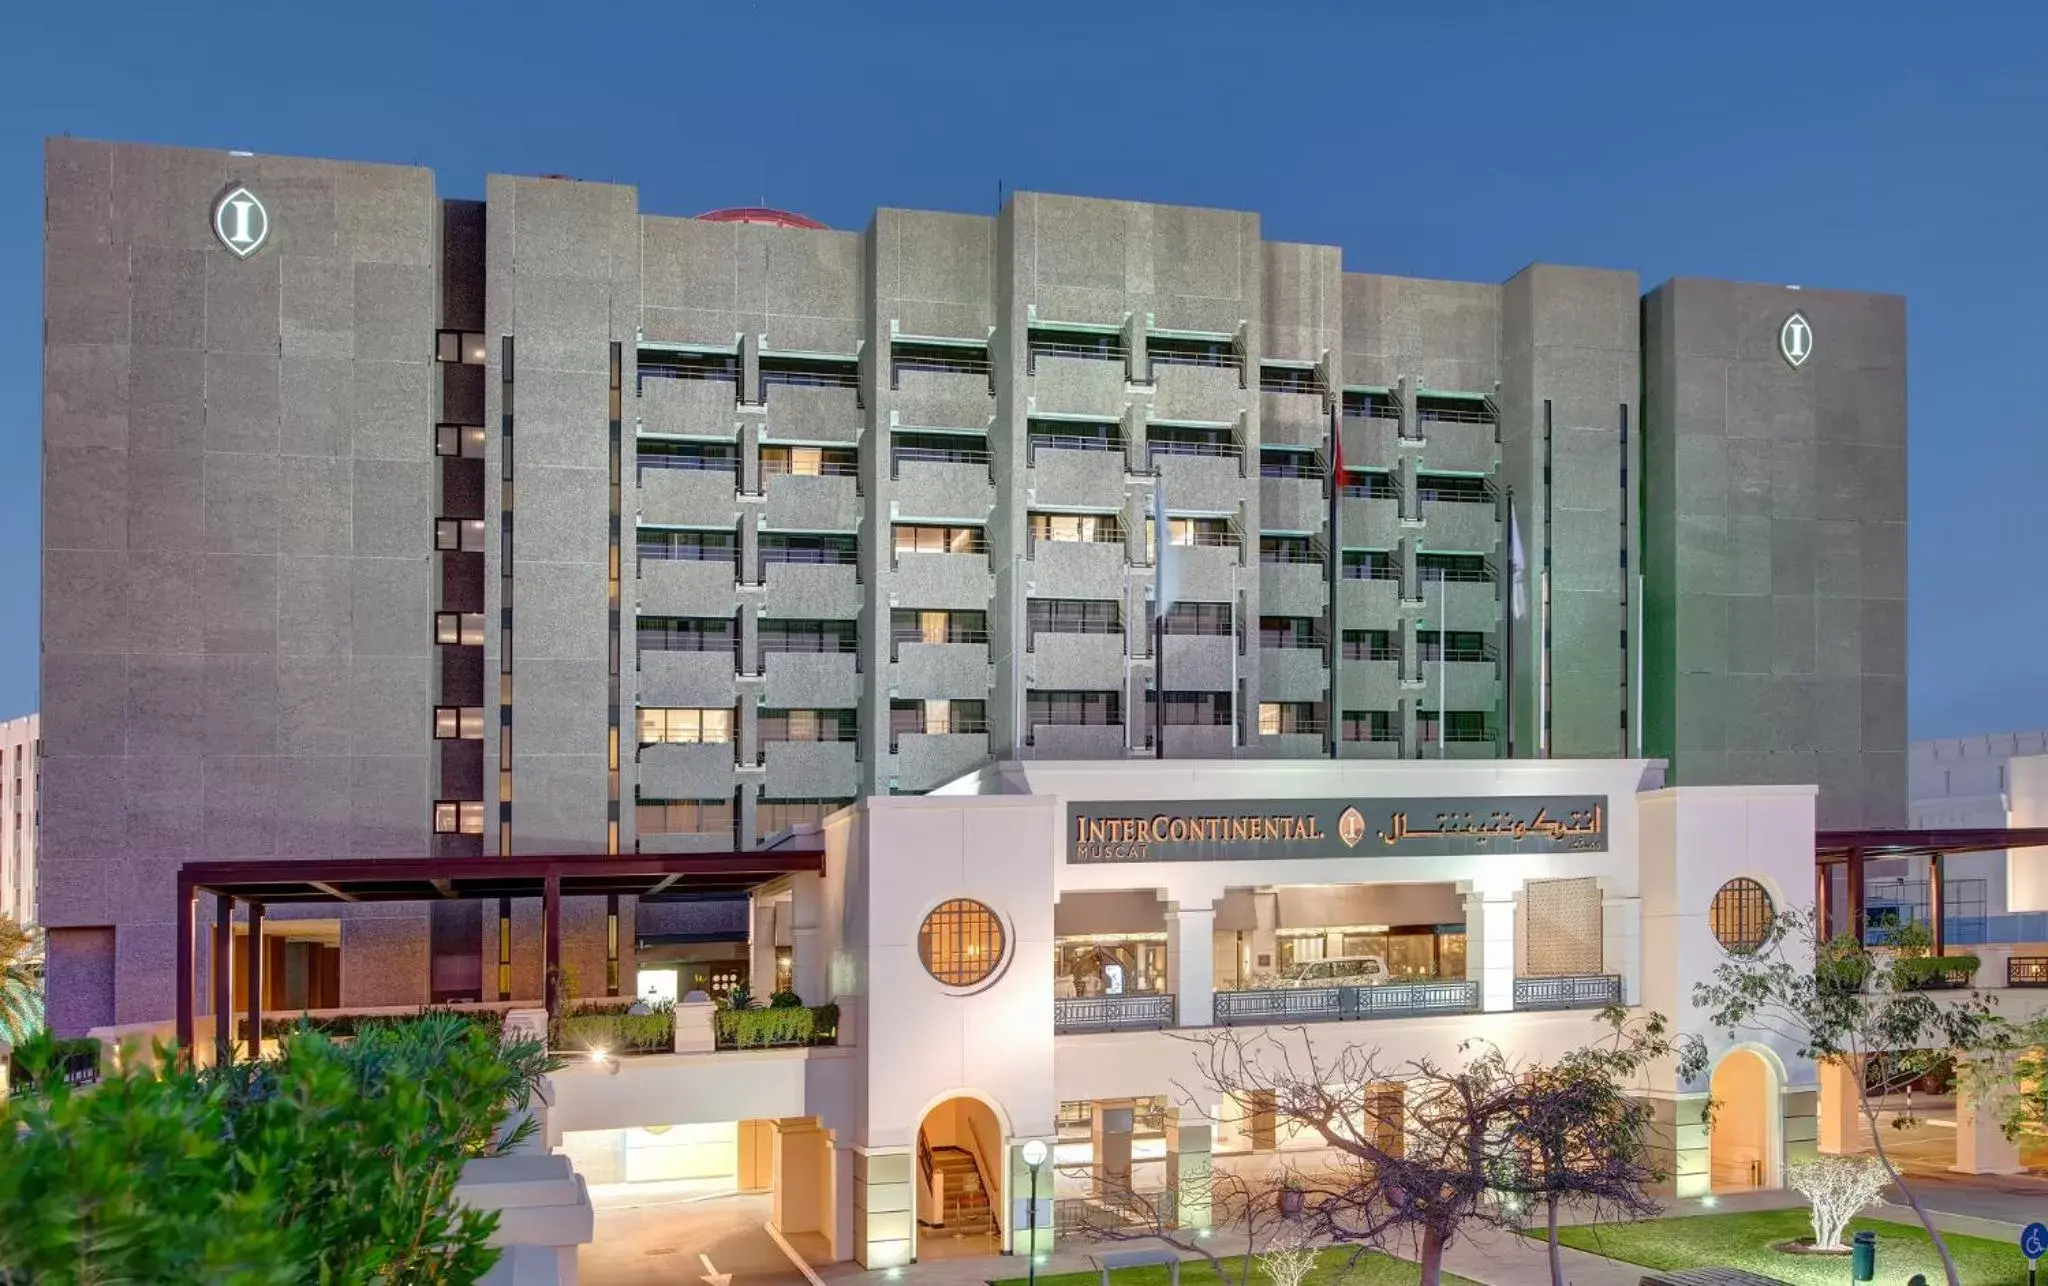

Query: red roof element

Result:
[697,206,829,230]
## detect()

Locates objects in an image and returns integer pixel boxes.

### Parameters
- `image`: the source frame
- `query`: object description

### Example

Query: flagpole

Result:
[1438,572,1447,760]
[1327,410,1343,760]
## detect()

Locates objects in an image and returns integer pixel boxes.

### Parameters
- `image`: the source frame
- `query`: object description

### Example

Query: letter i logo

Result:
[212,184,270,258]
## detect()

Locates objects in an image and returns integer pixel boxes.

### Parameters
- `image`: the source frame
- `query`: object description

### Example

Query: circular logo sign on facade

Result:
[1337,807,1365,848]
[212,184,270,258]
[1779,312,1813,369]
[917,897,1007,990]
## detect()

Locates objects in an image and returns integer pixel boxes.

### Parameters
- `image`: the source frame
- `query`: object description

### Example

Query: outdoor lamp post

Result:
[1021,1138,1049,1286]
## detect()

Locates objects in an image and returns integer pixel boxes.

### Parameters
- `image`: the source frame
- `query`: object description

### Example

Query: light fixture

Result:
[1021,1138,1049,1168]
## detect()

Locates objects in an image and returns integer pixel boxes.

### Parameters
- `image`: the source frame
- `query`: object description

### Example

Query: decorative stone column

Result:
[791,872,824,1005]
[1816,1055,1863,1155]
[1954,1068,2022,1175]
[748,895,778,996]
[1091,1101,1135,1199]
[1168,902,1216,1027]
[1465,891,1516,1012]
[1165,1107,1214,1231]
[852,1146,914,1268]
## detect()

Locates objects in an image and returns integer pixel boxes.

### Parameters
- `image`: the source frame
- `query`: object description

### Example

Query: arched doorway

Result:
[1710,1048,1782,1192]
[914,1096,1005,1261]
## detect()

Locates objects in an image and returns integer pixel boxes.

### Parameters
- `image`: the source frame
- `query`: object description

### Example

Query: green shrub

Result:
[259,1005,506,1041]
[768,989,804,1009]
[713,1003,839,1049]
[0,1015,558,1283]
[7,1035,100,1093]
[550,1003,674,1055]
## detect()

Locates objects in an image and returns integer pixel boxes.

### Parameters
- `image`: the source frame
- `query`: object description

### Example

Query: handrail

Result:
[1148,438,1242,461]
[1214,980,1479,1025]
[762,459,858,478]
[1029,433,1124,460]
[893,444,992,466]
[1512,974,1622,1010]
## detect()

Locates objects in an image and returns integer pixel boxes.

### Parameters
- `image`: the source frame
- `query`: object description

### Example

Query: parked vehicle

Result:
[1280,956,1388,988]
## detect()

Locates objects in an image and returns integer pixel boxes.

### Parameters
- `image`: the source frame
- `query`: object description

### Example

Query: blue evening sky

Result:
[0,1,2041,737]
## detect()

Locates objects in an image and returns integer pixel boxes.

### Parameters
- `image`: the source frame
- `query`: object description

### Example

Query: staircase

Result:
[927,1146,997,1241]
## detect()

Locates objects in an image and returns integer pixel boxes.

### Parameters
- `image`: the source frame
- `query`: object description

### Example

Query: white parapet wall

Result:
[456,1152,594,1286]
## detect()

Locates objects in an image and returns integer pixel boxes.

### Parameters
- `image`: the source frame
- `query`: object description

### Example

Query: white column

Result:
[1169,903,1217,1028]
[1816,1055,1862,1155]
[1954,1072,2022,1175]
[1466,891,1516,1013]
[748,895,778,996]
[791,872,825,1006]
[1602,894,1642,1005]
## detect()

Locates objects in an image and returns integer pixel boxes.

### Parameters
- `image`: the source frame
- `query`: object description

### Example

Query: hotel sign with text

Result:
[1066,796,1608,864]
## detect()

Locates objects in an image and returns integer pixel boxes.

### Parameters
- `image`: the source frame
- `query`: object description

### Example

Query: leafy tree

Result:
[0,914,41,1045]
[1787,1155,1887,1251]
[0,1014,559,1283]
[1693,907,2004,1286]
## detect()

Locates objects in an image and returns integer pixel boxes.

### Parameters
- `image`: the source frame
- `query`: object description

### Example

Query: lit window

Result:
[435,612,486,646]
[436,423,486,459]
[436,519,486,553]
[637,708,734,746]
[1258,703,1282,736]
[1709,878,1776,955]
[435,707,484,740]
[436,331,487,365]
[434,801,485,835]
[918,899,1007,988]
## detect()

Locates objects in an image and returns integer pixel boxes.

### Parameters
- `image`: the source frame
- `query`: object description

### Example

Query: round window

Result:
[1709,878,1776,955]
[918,898,1007,988]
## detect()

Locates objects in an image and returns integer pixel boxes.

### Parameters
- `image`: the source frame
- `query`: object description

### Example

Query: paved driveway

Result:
[580,1187,807,1285]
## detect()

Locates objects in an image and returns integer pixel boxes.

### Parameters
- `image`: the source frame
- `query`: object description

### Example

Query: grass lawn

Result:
[989,1246,1477,1286]
[1539,1207,2032,1285]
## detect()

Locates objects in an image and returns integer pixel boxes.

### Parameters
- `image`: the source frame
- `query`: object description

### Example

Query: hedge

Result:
[714,1003,839,1050]
[550,1005,675,1055]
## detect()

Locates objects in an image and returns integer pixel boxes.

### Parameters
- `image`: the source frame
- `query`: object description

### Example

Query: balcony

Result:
[638,558,739,619]
[1424,579,1502,632]
[636,742,738,799]
[762,560,861,620]
[639,832,744,855]
[1430,737,1503,761]
[1028,632,1128,691]
[1336,658,1403,710]
[640,377,739,436]
[1151,723,1235,760]
[1254,731,1327,759]
[637,651,739,708]
[1054,993,1176,1034]
[1029,539,1128,601]
[893,640,992,700]
[1336,575,1400,629]
[1419,659,1500,710]
[762,740,859,799]
[1151,363,1244,422]
[1029,443,1130,512]
[1031,354,1128,418]
[890,550,994,611]
[1173,543,1243,604]
[1259,559,1327,618]
[1213,980,1479,1026]
[637,463,739,529]
[1027,723,1128,758]
[1419,499,1499,553]
[762,382,861,443]
[894,367,994,430]
[1338,738,1404,761]
[1420,426,1497,475]
[762,473,860,533]
[1260,390,1325,449]
[1157,634,1235,691]
[1337,415,1397,469]
[1149,446,1245,515]
[893,457,995,522]
[895,731,992,792]
[1338,496,1400,549]
[1261,647,1328,703]
[760,650,858,708]
[1258,475,1323,535]
[1512,975,1623,1012]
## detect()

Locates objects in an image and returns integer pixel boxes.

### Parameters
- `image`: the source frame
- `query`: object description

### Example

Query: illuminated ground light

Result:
[1700,1195,1719,1208]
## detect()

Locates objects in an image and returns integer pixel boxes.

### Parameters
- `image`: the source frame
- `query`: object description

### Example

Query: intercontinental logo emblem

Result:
[1780,312,1813,369]
[212,184,270,259]
[1337,806,1365,848]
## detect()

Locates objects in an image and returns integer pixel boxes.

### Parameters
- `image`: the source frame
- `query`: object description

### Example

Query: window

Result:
[637,708,733,746]
[1260,536,1318,565]
[1258,702,1321,736]
[759,355,860,402]
[637,616,736,653]
[1027,419,1122,460]
[1416,473,1494,505]
[1146,516,1236,556]
[757,619,857,654]
[1147,335,1242,376]
[637,349,739,385]
[1414,395,1497,426]
[759,709,855,743]
[1259,365,1323,396]
[1418,710,1492,744]
[638,528,736,562]
[759,533,858,565]
[1418,553,1493,584]
[435,612,486,646]
[1341,470,1398,500]
[436,331,487,365]
[437,423,486,459]
[634,798,734,837]
[1259,617,1317,650]
[434,800,485,834]
[637,441,738,473]
[1259,448,1323,479]
[1147,424,1237,461]
[1341,550,1398,581]
[1341,710,1397,743]
[1342,390,1400,421]
[757,798,853,839]
[918,898,1007,988]
[761,445,859,478]
[892,431,991,469]
[434,707,485,740]
[1026,690,1121,727]
[1150,691,1231,727]
[1029,512,1123,545]
[890,341,993,387]
[888,699,987,746]
[436,518,487,553]
[1710,878,1776,955]
[1418,631,1491,663]
[1343,630,1399,661]
[890,609,988,649]
[893,524,986,557]
[1026,599,1120,639]
[1027,327,1125,372]
[1162,602,1233,637]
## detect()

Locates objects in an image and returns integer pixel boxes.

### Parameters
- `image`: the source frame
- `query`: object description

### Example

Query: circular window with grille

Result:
[918,898,1008,989]
[1709,878,1776,955]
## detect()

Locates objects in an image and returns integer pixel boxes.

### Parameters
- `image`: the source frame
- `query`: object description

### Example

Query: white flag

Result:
[1153,481,1180,616]
[1509,499,1528,621]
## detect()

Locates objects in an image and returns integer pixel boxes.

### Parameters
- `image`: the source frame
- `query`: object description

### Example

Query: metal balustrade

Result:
[1212,980,1480,1026]
[1054,993,1177,1034]
[2011,956,2048,987]
[1512,974,1623,1011]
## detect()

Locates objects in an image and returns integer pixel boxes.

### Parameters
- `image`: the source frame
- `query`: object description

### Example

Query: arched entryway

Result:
[914,1096,1005,1261]
[1710,1048,1782,1192]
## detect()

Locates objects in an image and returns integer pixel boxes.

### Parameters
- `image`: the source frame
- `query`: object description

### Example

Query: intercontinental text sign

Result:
[1067,796,1608,864]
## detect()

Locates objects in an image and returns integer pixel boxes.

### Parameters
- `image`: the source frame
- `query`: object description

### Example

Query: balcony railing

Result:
[1513,974,1623,1011]
[1213,980,1480,1026]
[2010,956,2048,987]
[1054,993,1177,1034]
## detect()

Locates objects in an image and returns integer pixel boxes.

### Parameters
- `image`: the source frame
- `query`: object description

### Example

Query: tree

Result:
[1786,1155,1887,1251]
[1692,907,2004,1286]
[1054,1147,1298,1286]
[1959,1013,2048,1177]
[0,915,41,1045]
[1256,1220,1321,1286]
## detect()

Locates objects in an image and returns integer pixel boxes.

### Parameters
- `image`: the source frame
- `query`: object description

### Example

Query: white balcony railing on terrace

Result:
[1053,993,1177,1034]
[1510,975,1623,1011]
[1213,981,1480,1025]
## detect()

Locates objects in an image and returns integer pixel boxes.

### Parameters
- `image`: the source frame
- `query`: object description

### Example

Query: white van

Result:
[1281,956,1389,988]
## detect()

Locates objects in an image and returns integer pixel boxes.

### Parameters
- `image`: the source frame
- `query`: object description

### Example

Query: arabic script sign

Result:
[1067,797,1608,864]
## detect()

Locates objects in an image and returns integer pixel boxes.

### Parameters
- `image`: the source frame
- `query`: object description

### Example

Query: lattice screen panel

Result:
[1520,876,1603,976]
